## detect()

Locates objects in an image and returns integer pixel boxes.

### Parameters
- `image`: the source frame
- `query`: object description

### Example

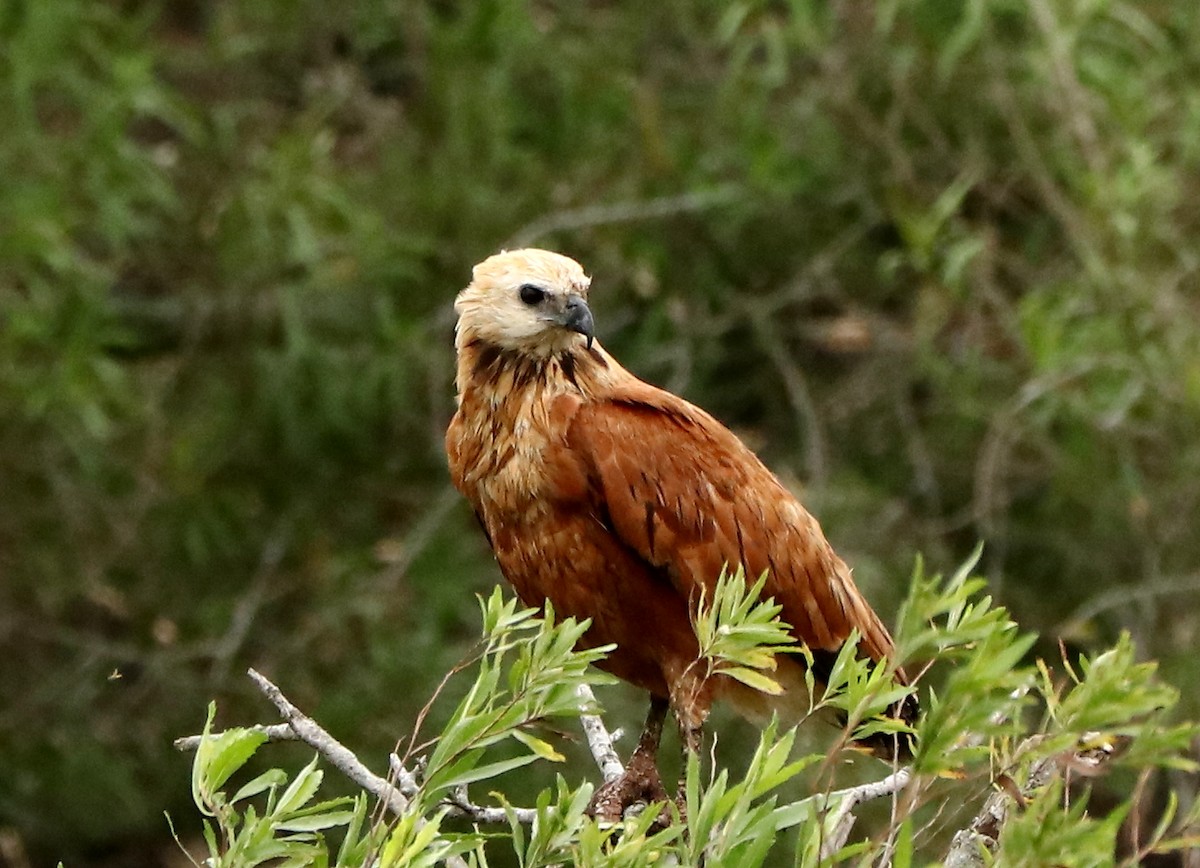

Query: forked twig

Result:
[175,672,628,836]
[818,767,915,859]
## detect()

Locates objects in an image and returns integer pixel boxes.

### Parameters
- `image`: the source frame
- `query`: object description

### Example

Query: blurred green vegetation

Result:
[1,0,1199,864]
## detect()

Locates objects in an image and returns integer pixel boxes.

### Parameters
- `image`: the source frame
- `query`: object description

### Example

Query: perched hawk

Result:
[446,249,915,818]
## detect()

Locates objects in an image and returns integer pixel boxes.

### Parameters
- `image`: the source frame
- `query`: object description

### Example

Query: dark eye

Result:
[519,284,546,305]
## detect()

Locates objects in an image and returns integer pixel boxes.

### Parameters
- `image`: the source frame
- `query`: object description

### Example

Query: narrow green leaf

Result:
[512,729,565,762]
[274,755,323,815]
[275,810,359,831]
[723,666,784,695]
[438,752,541,791]
[231,768,287,805]
[893,817,914,868]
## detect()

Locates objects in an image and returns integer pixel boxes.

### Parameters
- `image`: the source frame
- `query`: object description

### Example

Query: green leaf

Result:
[231,768,287,804]
[274,755,323,815]
[192,703,268,814]
[437,752,541,791]
[205,730,268,792]
[893,818,914,868]
[512,728,566,762]
[275,809,359,831]
[722,666,784,695]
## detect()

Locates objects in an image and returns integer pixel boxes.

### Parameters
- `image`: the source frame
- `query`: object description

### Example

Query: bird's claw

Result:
[586,749,672,826]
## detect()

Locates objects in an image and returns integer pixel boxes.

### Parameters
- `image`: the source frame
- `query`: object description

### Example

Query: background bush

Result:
[1,0,1199,864]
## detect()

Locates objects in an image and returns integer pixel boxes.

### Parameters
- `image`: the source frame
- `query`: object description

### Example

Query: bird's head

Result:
[455,249,595,358]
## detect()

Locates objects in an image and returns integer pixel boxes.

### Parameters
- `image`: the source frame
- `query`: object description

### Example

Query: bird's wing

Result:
[564,383,897,665]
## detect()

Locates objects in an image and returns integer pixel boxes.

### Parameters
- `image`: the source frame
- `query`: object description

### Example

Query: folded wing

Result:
[565,382,899,669]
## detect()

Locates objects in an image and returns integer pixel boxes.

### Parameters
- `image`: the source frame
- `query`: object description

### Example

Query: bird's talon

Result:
[586,761,671,826]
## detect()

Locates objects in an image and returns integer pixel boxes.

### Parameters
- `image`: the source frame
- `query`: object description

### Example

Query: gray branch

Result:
[175,672,630,843]
[444,785,538,825]
[246,669,470,868]
[818,767,914,859]
[943,735,1116,867]
[576,683,625,783]
[173,722,297,752]
[245,668,413,817]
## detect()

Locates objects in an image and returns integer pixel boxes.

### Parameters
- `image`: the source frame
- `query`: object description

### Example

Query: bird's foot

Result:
[586,747,672,826]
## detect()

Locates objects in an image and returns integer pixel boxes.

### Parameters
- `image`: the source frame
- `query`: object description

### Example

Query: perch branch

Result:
[576,683,625,783]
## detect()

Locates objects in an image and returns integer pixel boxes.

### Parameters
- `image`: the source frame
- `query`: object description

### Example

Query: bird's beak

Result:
[558,294,595,349]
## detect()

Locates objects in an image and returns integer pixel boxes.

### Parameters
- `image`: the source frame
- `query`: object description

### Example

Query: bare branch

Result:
[387,753,420,797]
[176,673,633,848]
[445,785,538,825]
[576,684,625,783]
[179,670,543,840]
[819,767,914,859]
[245,669,471,868]
[246,668,412,816]
[174,723,297,752]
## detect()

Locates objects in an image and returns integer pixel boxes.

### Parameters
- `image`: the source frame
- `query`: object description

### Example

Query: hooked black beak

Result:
[559,294,595,349]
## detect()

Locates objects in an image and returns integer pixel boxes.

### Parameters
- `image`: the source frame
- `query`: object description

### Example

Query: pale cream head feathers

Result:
[455,249,594,357]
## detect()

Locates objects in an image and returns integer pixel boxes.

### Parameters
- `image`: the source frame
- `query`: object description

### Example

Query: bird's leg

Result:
[674,720,703,822]
[586,696,671,824]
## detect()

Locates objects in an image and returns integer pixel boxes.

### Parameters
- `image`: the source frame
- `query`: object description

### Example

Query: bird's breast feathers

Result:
[447,355,588,527]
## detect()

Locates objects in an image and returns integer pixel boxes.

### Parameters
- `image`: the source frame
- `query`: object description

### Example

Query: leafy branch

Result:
[691,565,803,696]
[175,550,1200,866]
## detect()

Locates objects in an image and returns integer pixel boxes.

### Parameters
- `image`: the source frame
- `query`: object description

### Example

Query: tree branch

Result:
[444,785,538,826]
[576,683,625,783]
[175,673,629,842]
[384,754,536,825]
[173,722,298,752]
[245,668,414,818]
[818,767,914,859]
[943,736,1116,867]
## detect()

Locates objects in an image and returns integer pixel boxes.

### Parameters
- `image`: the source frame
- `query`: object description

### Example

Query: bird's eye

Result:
[519,284,546,305]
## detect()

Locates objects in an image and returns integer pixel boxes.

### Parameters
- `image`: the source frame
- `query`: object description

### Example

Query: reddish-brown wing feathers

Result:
[563,379,897,666]
[448,339,911,746]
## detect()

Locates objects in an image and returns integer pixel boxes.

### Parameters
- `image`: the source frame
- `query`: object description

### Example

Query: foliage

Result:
[412,590,613,804]
[187,705,368,867]
[182,555,1200,866]
[3,0,1200,863]
[692,566,801,696]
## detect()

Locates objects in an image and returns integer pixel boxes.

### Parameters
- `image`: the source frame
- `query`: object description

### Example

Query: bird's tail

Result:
[853,690,919,763]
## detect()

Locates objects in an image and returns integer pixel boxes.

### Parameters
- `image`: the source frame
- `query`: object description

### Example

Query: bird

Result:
[445,249,917,821]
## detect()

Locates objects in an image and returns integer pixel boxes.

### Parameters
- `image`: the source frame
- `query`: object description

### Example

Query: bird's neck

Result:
[449,337,627,510]
[454,337,625,409]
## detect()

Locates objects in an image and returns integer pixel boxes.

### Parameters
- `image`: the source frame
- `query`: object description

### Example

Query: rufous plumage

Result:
[446,249,915,818]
